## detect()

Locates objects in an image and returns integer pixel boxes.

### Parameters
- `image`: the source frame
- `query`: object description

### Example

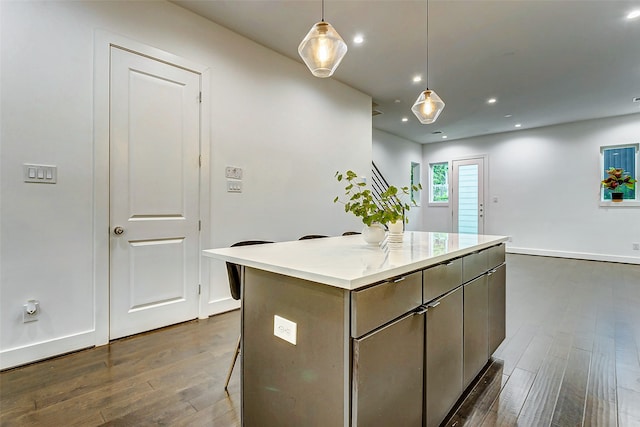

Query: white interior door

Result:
[109,47,201,339]
[451,158,485,234]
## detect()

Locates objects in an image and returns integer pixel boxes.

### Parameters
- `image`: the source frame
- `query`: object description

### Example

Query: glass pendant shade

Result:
[411,89,445,124]
[298,21,348,78]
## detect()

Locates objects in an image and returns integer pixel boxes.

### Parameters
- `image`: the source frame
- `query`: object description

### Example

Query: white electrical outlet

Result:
[273,315,297,345]
[23,300,40,323]
[633,243,640,251]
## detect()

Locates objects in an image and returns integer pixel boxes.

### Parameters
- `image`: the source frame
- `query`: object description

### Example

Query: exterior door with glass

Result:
[451,158,485,234]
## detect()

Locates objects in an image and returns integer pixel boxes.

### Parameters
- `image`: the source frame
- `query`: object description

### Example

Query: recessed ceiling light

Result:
[353,35,364,44]
[442,135,448,139]
[626,10,640,19]
[515,123,522,128]
[394,99,402,103]
[402,117,409,122]
[487,98,497,104]
[412,75,422,83]
[504,114,513,118]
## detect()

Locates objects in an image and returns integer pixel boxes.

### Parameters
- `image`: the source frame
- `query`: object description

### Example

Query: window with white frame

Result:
[411,162,421,206]
[429,162,449,205]
[600,143,638,203]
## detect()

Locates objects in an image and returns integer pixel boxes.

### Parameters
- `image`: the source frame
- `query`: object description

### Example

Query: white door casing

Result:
[109,46,201,339]
[451,158,485,234]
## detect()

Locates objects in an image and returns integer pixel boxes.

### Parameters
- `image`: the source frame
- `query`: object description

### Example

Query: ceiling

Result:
[172,0,640,144]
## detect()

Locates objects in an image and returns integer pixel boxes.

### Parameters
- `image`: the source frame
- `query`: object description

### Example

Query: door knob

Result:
[113,226,125,235]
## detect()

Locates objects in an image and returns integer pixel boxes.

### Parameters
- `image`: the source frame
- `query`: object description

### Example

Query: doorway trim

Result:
[93,31,211,345]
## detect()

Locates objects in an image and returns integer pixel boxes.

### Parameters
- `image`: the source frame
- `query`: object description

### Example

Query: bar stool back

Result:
[224,240,273,390]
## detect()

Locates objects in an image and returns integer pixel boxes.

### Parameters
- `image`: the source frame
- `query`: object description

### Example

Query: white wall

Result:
[422,113,640,264]
[0,1,371,368]
[372,129,423,229]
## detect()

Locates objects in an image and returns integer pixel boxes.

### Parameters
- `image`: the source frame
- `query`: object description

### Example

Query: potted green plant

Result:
[601,167,636,202]
[334,170,421,243]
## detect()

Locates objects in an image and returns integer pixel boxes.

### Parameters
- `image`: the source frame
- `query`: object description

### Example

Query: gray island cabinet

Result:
[203,232,508,427]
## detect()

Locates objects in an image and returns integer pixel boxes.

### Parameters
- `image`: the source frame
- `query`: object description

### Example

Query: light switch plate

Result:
[24,164,57,184]
[226,180,242,193]
[274,315,297,345]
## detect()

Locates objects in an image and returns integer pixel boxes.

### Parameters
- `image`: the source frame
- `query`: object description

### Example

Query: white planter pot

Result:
[362,223,386,245]
[387,220,404,234]
[387,220,404,244]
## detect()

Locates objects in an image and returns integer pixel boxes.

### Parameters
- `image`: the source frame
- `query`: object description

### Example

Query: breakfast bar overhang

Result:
[204,232,508,427]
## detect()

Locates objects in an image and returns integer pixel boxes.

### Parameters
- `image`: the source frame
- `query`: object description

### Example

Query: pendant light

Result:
[298,0,347,78]
[412,0,445,124]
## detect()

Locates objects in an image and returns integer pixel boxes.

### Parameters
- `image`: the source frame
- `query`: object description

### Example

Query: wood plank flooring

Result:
[0,309,242,426]
[1,254,639,426]
[446,254,640,427]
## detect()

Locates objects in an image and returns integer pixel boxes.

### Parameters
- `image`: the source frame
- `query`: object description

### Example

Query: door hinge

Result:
[199,155,202,167]
[199,92,202,103]
[198,284,201,295]
[198,220,201,231]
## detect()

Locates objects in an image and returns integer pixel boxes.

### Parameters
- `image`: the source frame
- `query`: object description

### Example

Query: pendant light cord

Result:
[322,0,325,22]
[426,0,429,89]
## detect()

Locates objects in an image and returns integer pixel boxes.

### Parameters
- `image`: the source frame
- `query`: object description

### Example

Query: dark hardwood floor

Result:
[1,254,639,426]
[0,310,242,426]
[446,254,640,427]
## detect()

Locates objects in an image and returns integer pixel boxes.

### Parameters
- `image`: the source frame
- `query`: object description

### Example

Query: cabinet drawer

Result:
[486,243,505,270]
[462,250,487,283]
[351,271,422,338]
[423,258,462,302]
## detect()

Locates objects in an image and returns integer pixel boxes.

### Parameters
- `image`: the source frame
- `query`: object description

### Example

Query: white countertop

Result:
[203,232,508,290]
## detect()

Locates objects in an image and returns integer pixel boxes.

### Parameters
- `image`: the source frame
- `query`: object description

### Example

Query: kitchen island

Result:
[203,231,508,427]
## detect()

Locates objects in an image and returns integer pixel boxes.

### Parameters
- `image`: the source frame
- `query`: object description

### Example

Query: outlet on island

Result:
[273,315,297,345]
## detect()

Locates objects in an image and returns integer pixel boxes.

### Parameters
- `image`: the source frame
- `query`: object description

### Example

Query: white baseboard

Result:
[2,298,240,370]
[205,297,240,317]
[507,246,640,265]
[0,330,95,370]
